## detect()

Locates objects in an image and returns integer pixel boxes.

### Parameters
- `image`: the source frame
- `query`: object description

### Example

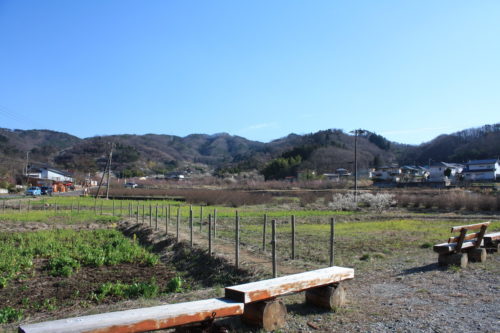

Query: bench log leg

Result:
[484,241,499,253]
[438,253,468,268]
[305,283,346,311]
[467,248,487,262]
[241,298,286,331]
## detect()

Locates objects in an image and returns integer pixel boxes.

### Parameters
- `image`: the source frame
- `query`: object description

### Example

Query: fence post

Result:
[3,200,5,212]
[19,200,22,211]
[176,206,180,242]
[77,201,80,213]
[235,211,240,269]
[272,219,277,278]
[213,208,217,238]
[149,204,152,227]
[189,207,193,247]
[120,201,123,216]
[94,199,97,213]
[27,200,30,212]
[263,214,267,251]
[128,203,131,218]
[100,201,103,215]
[208,214,212,256]
[112,200,115,216]
[71,202,73,213]
[330,217,335,267]
[142,205,145,223]
[168,204,171,224]
[199,205,203,231]
[136,204,139,223]
[165,206,169,235]
[155,205,158,230]
[291,215,295,260]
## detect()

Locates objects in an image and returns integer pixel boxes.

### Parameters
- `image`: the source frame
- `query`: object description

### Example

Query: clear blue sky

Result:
[1,1,499,144]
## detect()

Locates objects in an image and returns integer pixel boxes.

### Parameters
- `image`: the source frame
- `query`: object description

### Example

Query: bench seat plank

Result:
[225,266,354,304]
[433,240,483,254]
[484,232,500,241]
[19,298,244,333]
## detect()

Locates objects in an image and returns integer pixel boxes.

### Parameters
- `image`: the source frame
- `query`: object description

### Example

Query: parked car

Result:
[41,186,53,196]
[124,182,138,188]
[26,186,42,196]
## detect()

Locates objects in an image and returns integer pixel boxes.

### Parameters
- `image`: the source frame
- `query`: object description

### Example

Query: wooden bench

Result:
[18,298,244,333]
[18,266,354,333]
[483,231,500,253]
[225,266,354,331]
[433,222,490,268]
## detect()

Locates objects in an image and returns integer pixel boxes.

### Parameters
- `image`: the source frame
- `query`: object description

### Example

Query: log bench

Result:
[225,266,354,331]
[18,266,354,333]
[18,298,244,333]
[483,231,500,253]
[433,222,490,268]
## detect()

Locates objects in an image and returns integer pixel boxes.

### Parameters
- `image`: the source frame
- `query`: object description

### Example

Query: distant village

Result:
[369,158,500,187]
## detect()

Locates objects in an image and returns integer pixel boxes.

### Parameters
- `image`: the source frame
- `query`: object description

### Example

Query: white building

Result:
[462,159,500,181]
[28,165,74,183]
[369,165,401,182]
[426,162,464,183]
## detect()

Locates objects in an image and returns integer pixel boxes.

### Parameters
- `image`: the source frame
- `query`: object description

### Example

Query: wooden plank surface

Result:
[433,240,481,254]
[225,266,354,303]
[484,231,500,241]
[451,222,490,233]
[448,232,480,243]
[19,298,244,333]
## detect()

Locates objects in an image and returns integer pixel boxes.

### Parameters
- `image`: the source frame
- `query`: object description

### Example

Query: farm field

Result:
[0,194,499,332]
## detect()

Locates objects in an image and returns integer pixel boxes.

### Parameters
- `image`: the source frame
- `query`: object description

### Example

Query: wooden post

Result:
[27,200,30,212]
[142,205,145,223]
[128,203,131,218]
[263,214,267,251]
[213,208,217,238]
[208,214,212,256]
[168,204,171,224]
[19,200,21,211]
[77,201,80,212]
[120,201,123,216]
[112,200,115,216]
[176,206,180,242]
[100,201,103,215]
[136,204,139,223]
[70,202,73,213]
[272,219,277,278]
[155,205,158,230]
[3,200,5,212]
[199,205,203,231]
[149,204,152,227]
[291,215,295,260]
[165,206,170,235]
[189,207,193,247]
[330,217,335,267]
[55,203,57,212]
[235,211,240,269]
[94,199,97,213]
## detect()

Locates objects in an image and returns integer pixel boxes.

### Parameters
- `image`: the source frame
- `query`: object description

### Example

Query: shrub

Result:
[167,276,183,293]
[47,256,80,277]
[0,306,23,324]
[329,193,357,211]
[358,193,394,213]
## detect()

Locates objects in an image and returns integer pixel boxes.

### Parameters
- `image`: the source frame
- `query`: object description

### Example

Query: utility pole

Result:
[25,151,30,186]
[105,143,114,200]
[95,143,114,199]
[350,129,366,202]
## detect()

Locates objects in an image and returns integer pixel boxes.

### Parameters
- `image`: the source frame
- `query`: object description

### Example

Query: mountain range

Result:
[0,123,498,180]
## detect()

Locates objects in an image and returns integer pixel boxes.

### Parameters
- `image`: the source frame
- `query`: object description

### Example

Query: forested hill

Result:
[394,123,500,165]
[0,123,498,179]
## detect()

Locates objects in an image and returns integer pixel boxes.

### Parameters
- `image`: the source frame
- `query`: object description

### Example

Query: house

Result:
[426,162,463,184]
[462,159,500,182]
[369,165,401,182]
[399,166,429,183]
[27,164,74,192]
[323,168,351,181]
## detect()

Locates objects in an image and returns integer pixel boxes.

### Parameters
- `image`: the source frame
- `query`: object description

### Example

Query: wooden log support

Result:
[225,266,354,304]
[466,248,487,262]
[305,283,346,310]
[241,298,287,331]
[438,252,468,268]
[483,232,500,253]
[19,298,244,333]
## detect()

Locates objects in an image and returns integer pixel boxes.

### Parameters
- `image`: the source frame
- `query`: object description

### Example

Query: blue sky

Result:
[0,1,499,144]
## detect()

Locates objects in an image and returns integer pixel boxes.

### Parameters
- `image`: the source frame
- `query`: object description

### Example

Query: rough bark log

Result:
[438,253,468,268]
[305,283,346,310]
[241,299,287,331]
[467,248,487,262]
